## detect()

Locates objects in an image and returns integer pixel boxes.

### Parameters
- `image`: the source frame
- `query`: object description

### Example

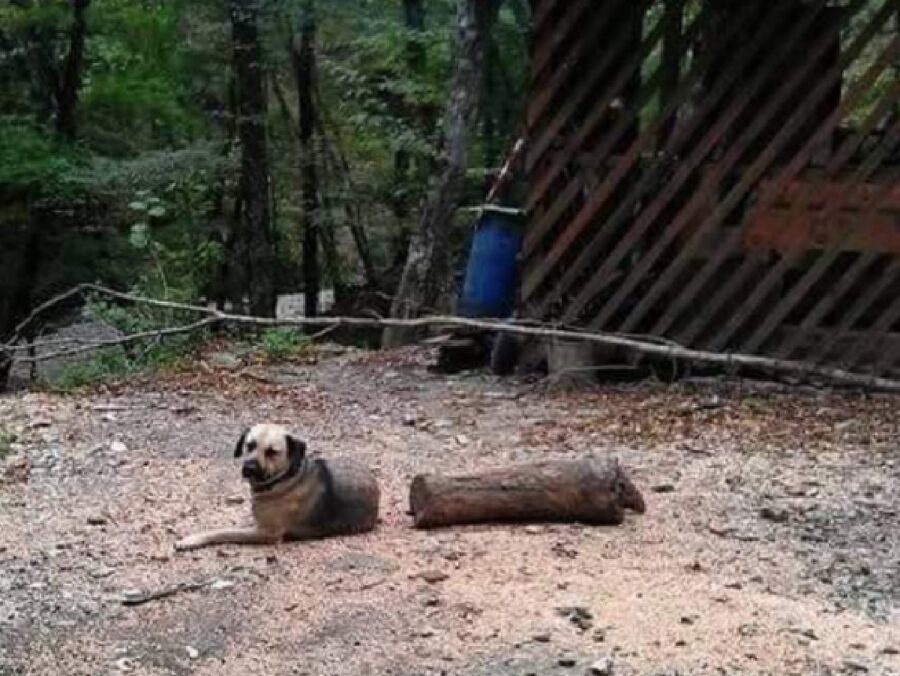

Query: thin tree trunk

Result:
[383,0,486,347]
[388,0,427,277]
[55,0,90,139]
[228,0,277,317]
[317,124,378,288]
[479,0,502,169]
[292,1,320,318]
[659,0,684,148]
[0,217,42,391]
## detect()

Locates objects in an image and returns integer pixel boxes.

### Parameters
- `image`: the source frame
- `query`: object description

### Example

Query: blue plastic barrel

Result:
[459,206,523,318]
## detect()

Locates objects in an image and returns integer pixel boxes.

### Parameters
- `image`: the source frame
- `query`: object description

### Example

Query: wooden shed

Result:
[522,0,900,379]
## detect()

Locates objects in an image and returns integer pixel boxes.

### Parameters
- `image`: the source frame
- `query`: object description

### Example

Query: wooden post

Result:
[409,457,645,529]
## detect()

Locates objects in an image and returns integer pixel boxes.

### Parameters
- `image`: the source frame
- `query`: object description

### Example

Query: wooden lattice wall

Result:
[523,0,900,379]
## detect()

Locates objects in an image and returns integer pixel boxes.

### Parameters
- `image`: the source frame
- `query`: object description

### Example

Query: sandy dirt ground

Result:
[0,345,898,676]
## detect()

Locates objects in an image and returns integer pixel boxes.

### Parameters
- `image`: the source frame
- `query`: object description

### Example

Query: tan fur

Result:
[175,424,379,551]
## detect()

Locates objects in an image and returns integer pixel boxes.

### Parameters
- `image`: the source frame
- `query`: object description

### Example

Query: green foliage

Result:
[49,296,205,391]
[51,348,135,392]
[1,0,530,362]
[259,328,311,361]
[0,118,86,195]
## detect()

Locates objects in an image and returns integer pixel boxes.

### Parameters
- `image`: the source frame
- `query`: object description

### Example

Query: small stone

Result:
[674,639,687,647]
[793,627,818,641]
[415,627,436,638]
[402,414,418,427]
[558,656,577,668]
[680,615,695,625]
[592,628,606,643]
[89,566,114,579]
[557,606,593,631]
[114,657,136,672]
[185,646,199,660]
[87,513,108,526]
[422,595,441,608]
[209,352,241,369]
[210,578,235,590]
[881,646,899,655]
[110,441,128,454]
[420,570,449,584]
[759,506,789,523]
[532,633,551,643]
[587,656,614,675]
[842,659,869,673]
[225,495,244,505]
[121,589,143,603]
[524,525,543,535]
[651,483,675,493]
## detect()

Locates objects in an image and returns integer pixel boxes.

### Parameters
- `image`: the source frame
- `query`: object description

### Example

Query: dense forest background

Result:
[0,0,530,387]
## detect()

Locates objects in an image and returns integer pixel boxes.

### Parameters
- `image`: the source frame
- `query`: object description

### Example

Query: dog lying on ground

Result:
[175,424,380,551]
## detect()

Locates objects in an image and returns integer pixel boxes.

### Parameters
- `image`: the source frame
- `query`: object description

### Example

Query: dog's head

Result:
[233,424,307,484]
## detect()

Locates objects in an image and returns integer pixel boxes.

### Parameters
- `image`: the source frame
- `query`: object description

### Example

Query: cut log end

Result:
[408,457,645,530]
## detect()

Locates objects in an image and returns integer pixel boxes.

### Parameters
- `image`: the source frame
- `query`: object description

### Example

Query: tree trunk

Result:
[383,0,486,347]
[397,0,425,188]
[228,0,277,317]
[292,1,320,318]
[0,216,42,392]
[387,0,427,278]
[55,0,90,139]
[478,0,502,169]
[408,457,646,529]
[659,0,684,148]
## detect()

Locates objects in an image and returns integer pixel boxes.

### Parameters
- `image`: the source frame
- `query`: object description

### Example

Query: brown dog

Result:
[175,424,379,551]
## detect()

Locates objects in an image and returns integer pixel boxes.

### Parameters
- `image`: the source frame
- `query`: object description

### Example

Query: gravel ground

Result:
[0,345,898,676]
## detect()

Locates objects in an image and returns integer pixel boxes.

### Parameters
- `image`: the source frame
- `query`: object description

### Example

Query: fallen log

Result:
[408,457,645,529]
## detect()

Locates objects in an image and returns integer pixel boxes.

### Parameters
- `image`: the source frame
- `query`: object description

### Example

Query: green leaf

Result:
[129,223,150,249]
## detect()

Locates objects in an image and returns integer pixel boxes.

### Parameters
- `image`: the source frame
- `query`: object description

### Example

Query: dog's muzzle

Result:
[241,459,262,480]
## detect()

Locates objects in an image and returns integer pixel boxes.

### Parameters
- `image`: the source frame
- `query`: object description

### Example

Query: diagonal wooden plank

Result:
[531,0,592,87]
[607,0,891,338]
[738,113,900,354]
[528,0,596,131]
[845,272,900,370]
[701,35,900,351]
[526,5,660,187]
[676,79,900,349]
[532,0,559,35]
[563,1,841,328]
[772,252,879,360]
[523,12,667,260]
[522,1,783,300]
[804,260,900,365]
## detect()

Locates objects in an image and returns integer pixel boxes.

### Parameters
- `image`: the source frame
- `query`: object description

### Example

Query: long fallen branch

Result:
[3,283,900,392]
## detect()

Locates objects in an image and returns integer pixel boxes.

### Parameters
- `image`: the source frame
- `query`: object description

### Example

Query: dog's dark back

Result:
[307,458,379,536]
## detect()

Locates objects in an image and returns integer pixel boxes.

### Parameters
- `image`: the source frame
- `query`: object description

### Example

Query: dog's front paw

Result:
[174,535,205,552]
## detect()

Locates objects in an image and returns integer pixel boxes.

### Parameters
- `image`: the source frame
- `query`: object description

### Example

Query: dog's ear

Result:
[234,427,250,458]
[286,434,307,460]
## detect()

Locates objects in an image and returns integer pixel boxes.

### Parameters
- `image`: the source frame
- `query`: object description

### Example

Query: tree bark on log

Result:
[408,457,646,529]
